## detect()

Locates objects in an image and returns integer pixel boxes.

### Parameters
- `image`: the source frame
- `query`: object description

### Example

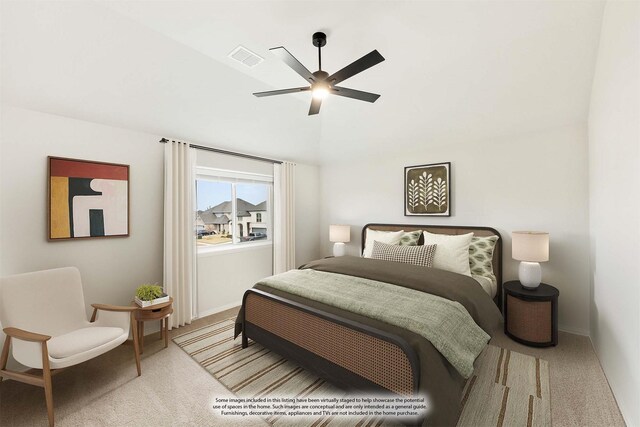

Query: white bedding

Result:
[473,274,497,299]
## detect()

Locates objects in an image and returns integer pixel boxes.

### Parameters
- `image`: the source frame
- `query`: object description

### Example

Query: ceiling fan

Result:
[253,32,385,115]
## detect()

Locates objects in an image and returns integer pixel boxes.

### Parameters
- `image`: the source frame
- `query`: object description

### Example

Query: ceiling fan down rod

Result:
[312,32,327,72]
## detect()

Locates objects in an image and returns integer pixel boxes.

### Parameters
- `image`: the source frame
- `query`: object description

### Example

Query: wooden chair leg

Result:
[2,336,56,424]
[41,342,54,427]
[130,313,141,376]
[0,335,11,382]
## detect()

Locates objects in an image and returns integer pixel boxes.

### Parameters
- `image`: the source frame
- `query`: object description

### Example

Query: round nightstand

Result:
[132,297,173,354]
[503,281,559,347]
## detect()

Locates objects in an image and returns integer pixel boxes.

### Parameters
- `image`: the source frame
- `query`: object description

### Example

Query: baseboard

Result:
[558,326,590,337]
[196,300,242,319]
[588,336,633,426]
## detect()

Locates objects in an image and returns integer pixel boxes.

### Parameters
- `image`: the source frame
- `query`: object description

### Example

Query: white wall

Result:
[196,149,274,176]
[197,245,273,317]
[0,105,164,303]
[0,106,165,366]
[320,124,591,335]
[588,1,640,425]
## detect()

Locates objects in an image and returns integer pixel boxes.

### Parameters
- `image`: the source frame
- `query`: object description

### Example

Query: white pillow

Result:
[362,229,405,258]
[422,231,474,276]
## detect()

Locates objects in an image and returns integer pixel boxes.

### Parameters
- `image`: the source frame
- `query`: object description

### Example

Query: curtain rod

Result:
[159,138,283,164]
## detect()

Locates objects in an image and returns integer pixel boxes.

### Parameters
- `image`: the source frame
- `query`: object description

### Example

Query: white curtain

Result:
[163,141,196,329]
[273,162,296,274]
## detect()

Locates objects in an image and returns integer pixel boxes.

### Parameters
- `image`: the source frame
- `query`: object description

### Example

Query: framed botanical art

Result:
[48,156,130,240]
[404,162,451,216]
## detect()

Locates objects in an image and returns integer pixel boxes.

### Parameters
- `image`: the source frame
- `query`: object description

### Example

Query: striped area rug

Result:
[173,318,550,427]
[457,346,550,427]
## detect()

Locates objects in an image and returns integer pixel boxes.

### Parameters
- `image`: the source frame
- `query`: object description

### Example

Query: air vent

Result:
[228,46,264,68]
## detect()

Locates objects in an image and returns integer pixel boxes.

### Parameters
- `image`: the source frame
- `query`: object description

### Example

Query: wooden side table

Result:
[504,281,559,347]
[133,297,173,354]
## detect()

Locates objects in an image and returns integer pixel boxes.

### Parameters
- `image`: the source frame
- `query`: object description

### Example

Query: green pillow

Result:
[399,230,422,246]
[468,235,498,284]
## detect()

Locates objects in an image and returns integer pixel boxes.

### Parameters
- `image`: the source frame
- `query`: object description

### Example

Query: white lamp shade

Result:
[512,231,549,262]
[330,225,351,243]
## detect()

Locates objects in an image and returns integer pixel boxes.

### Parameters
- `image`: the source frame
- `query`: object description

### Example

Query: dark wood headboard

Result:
[362,223,503,308]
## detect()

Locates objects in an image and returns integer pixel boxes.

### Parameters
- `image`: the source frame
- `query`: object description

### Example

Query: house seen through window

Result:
[196,179,271,247]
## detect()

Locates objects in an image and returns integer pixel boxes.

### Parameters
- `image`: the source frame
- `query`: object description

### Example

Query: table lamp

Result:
[329,225,350,257]
[512,231,549,290]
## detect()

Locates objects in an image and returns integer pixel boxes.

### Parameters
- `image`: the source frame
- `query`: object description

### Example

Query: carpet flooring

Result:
[0,307,625,426]
[173,318,551,427]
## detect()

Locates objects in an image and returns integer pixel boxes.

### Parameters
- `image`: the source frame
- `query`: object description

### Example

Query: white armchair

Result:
[0,267,141,427]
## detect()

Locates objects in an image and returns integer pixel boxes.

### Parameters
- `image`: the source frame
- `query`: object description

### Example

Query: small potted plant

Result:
[134,284,169,307]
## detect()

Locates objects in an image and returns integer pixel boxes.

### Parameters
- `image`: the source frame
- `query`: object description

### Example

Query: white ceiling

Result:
[1,1,605,164]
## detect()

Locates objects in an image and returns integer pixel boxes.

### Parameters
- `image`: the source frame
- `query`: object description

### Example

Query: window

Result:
[196,168,272,248]
[196,181,233,246]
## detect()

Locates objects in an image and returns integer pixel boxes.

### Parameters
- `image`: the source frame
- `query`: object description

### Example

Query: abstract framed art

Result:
[404,162,451,216]
[48,156,130,240]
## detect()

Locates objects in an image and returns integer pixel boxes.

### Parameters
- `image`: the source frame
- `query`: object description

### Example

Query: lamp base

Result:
[333,242,346,257]
[519,261,542,289]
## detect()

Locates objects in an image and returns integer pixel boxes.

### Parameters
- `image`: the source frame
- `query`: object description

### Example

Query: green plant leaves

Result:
[135,284,163,301]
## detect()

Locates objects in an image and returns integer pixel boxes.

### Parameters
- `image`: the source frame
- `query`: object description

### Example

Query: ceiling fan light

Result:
[312,87,328,100]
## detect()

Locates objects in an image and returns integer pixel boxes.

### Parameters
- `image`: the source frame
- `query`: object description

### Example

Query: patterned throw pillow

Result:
[371,240,437,267]
[399,230,423,246]
[468,235,499,284]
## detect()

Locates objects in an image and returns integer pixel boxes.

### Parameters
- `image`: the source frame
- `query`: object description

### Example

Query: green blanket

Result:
[259,269,490,378]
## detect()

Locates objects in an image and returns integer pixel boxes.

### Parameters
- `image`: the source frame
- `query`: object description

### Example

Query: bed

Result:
[235,224,504,426]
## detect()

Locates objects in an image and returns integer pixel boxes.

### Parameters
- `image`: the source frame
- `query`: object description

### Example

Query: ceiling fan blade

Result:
[253,87,310,97]
[308,97,322,115]
[270,47,317,84]
[330,86,381,103]
[327,50,385,86]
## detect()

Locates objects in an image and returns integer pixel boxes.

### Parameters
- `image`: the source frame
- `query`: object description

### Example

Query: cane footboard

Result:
[242,289,419,396]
